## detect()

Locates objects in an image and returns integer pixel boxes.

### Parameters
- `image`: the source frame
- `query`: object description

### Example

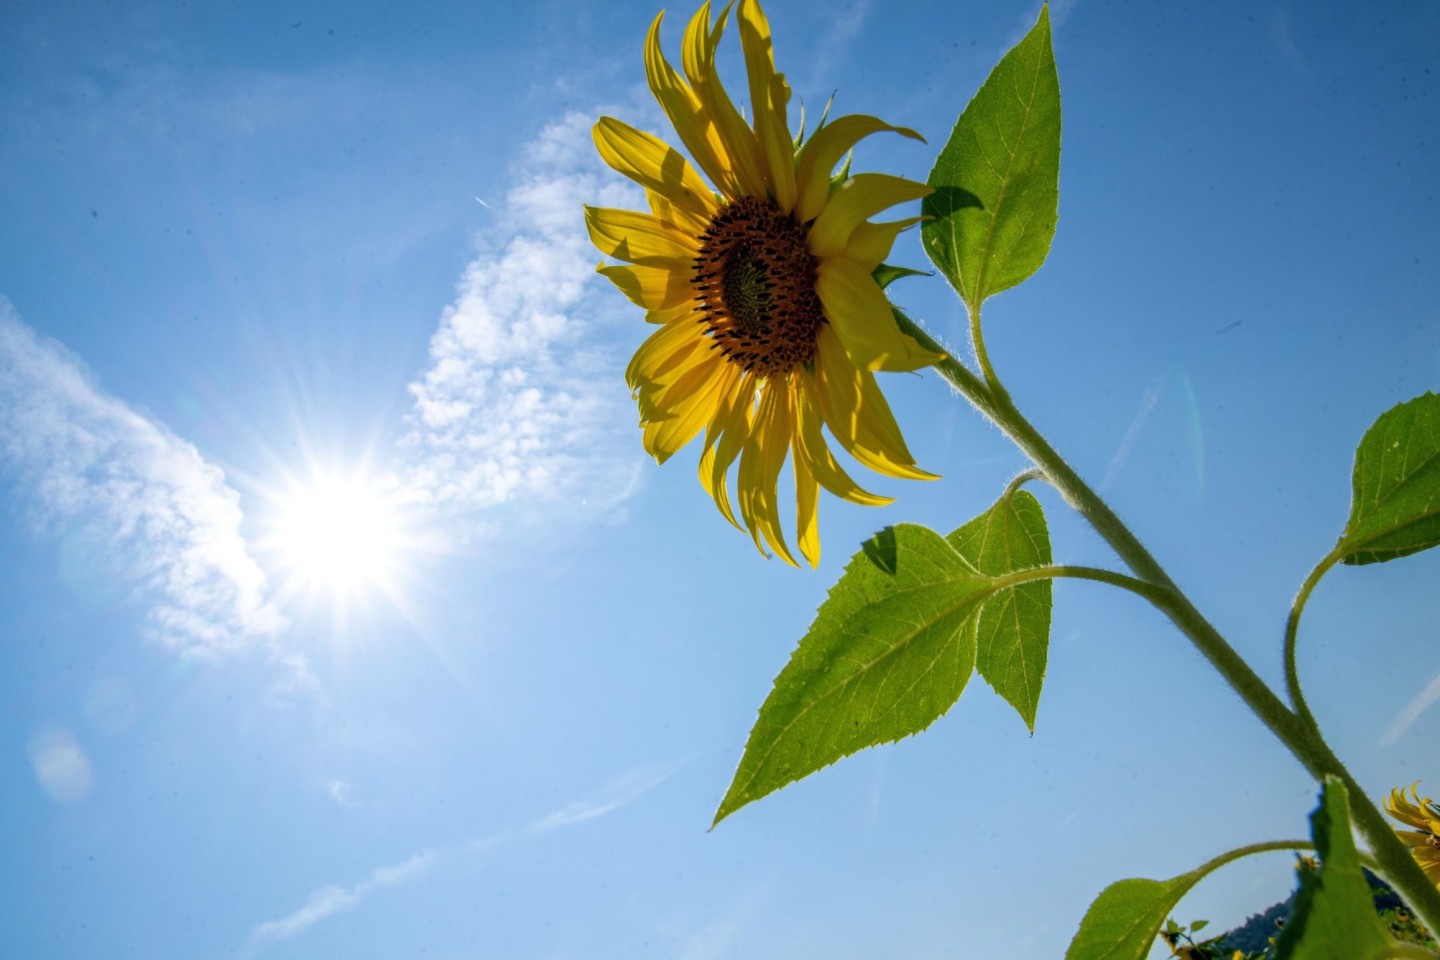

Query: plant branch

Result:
[895,308,1440,936]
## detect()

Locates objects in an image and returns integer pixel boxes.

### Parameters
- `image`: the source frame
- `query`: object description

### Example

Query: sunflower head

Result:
[585,0,943,566]
[1386,783,1440,886]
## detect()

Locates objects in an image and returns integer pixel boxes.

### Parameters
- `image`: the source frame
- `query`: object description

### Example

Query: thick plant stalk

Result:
[896,310,1440,938]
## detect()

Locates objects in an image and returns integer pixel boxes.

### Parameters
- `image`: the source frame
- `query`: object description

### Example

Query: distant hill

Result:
[1203,871,1433,957]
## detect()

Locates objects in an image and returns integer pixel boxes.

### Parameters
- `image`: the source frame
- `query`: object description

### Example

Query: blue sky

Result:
[1,0,1437,957]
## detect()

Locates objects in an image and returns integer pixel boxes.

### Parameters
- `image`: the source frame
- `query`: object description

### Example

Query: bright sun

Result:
[262,468,414,608]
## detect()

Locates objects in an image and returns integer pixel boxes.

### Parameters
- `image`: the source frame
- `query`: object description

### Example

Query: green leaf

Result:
[1339,392,1440,565]
[948,488,1052,730]
[872,263,929,290]
[713,524,989,826]
[921,5,1061,309]
[1064,873,1208,960]
[1273,777,1392,959]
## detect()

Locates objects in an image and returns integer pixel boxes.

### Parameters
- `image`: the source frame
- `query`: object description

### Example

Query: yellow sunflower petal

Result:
[585,205,698,264]
[642,353,730,461]
[738,382,797,565]
[795,115,925,222]
[646,301,701,325]
[844,217,922,272]
[808,173,932,258]
[597,262,693,311]
[593,117,717,218]
[647,186,710,235]
[792,422,821,567]
[683,2,767,197]
[626,315,704,391]
[736,0,796,209]
[698,367,756,528]
[816,256,944,372]
[814,326,937,482]
[639,335,726,420]
[794,376,892,506]
[645,12,741,198]
[759,73,798,211]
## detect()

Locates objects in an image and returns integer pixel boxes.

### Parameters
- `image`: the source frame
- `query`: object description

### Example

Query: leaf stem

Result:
[1383,945,1440,960]
[1193,838,1314,877]
[968,299,1008,400]
[895,309,1440,936]
[1002,467,1047,501]
[1285,549,1343,736]
[993,564,1173,607]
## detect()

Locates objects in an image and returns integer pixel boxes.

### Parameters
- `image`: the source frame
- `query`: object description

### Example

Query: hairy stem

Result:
[895,309,1440,936]
[1285,549,1343,735]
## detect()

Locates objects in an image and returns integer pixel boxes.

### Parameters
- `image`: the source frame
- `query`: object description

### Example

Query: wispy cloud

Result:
[247,759,683,949]
[397,111,643,533]
[0,300,286,656]
[527,760,682,835]
[800,0,872,90]
[1101,384,1160,490]
[251,850,437,942]
[1380,667,1440,747]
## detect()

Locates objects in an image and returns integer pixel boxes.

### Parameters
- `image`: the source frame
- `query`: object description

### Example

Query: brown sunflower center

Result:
[693,195,824,378]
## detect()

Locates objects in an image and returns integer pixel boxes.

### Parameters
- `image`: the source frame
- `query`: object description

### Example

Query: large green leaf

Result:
[1273,778,1392,959]
[921,5,1061,309]
[1339,392,1440,565]
[713,524,988,826]
[948,489,1052,730]
[1064,873,1207,960]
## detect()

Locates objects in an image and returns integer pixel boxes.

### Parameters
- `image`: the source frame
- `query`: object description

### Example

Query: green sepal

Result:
[872,263,930,290]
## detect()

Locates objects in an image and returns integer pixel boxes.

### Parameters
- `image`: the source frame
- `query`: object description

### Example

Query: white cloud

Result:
[1101,384,1160,490]
[799,0,872,90]
[528,760,683,835]
[326,778,358,807]
[0,301,286,655]
[248,759,682,949]
[1380,666,1440,748]
[251,851,436,942]
[397,111,643,532]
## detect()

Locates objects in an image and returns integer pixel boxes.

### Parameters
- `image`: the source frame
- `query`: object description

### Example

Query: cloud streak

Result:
[0,300,285,655]
[251,851,437,942]
[1380,667,1440,748]
[397,111,642,532]
[527,760,682,835]
[247,759,683,948]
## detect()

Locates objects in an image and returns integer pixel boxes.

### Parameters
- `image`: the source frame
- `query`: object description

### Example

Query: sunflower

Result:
[585,0,942,566]
[1386,783,1440,886]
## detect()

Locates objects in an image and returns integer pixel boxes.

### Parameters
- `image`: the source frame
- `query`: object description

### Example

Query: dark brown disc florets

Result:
[692,196,824,378]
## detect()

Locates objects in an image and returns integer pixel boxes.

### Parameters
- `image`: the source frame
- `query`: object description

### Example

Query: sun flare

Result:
[262,468,414,608]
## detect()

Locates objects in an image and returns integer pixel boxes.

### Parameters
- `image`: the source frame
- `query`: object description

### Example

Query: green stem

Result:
[1284,549,1343,736]
[894,309,1440,936]
[1194,838,1314,876]
[1383,945,1440,960]
[967,299,1007,400]
[993,564,1173,607]
[1001,467,1046,500]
